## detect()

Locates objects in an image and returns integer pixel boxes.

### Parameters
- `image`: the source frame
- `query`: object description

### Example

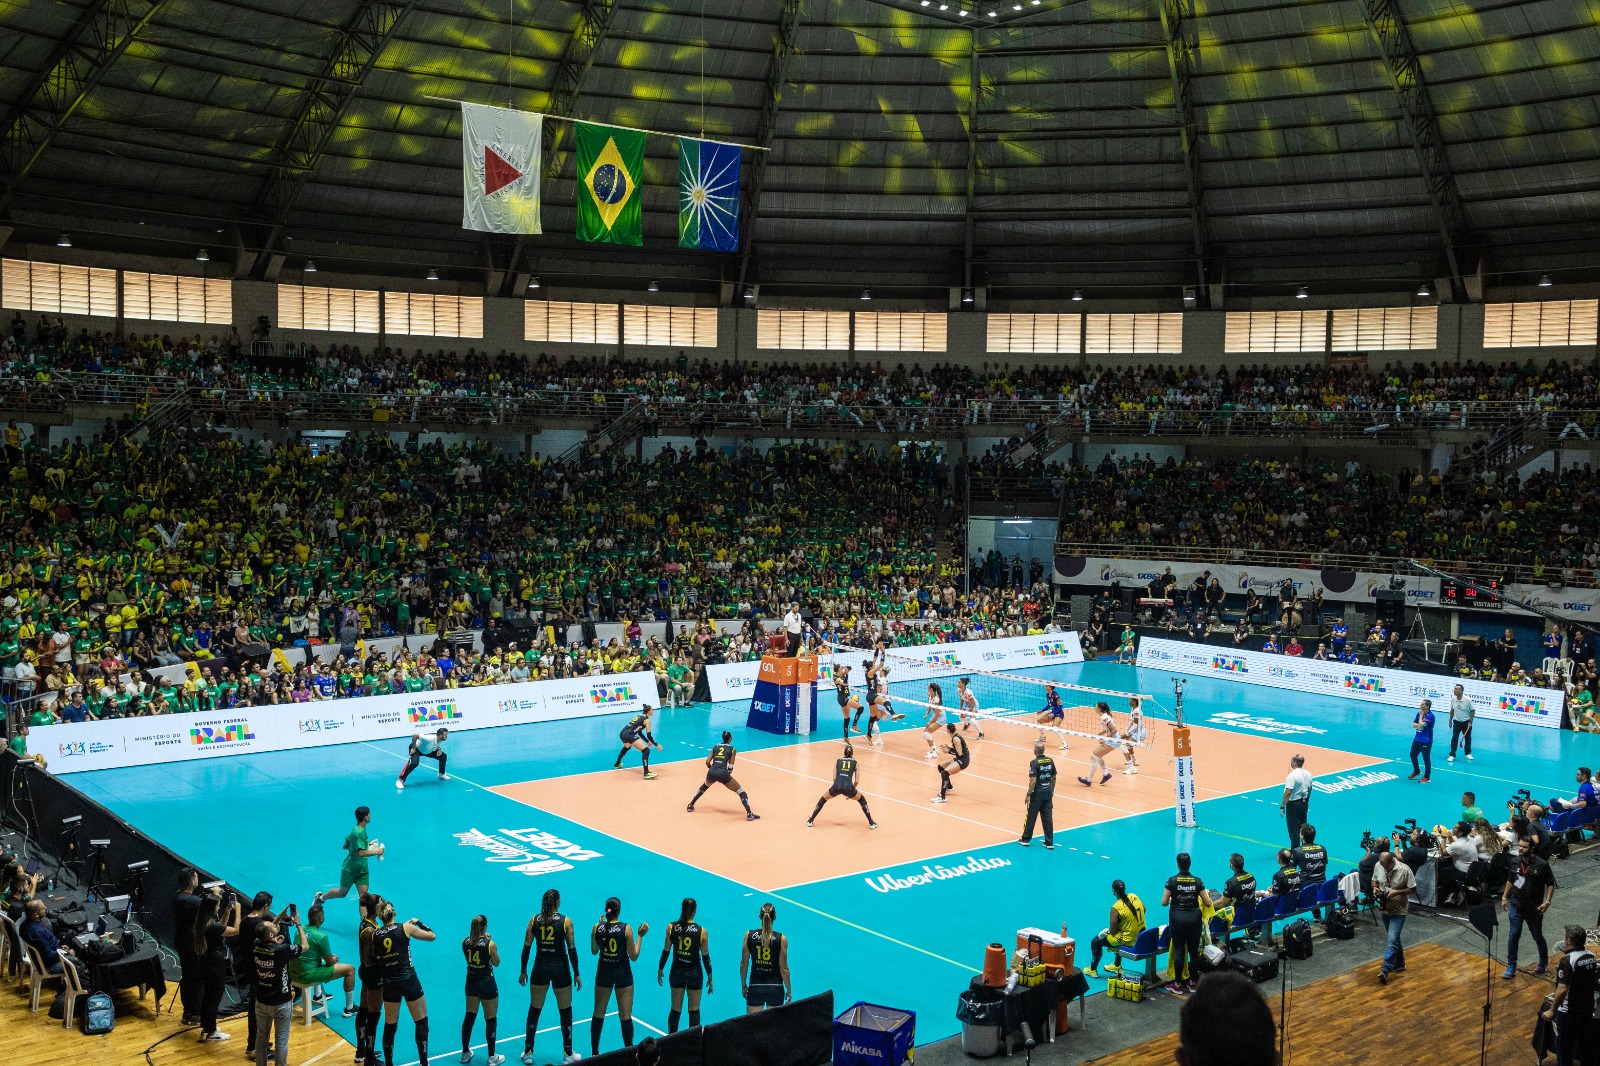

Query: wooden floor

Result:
[1,970,353,1066]
[1082,941,1555,1066]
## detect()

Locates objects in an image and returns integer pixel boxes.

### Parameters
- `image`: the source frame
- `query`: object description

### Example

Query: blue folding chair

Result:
[1113,927,1168,989]
[1226,896,1260,949]
[1548,810,1574,834]
[1316,878,1342,910]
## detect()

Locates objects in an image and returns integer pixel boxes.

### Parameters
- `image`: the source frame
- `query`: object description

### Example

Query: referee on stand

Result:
[1019,743,1057,849]
[782,604,803,658]
[1281,754,1312,850]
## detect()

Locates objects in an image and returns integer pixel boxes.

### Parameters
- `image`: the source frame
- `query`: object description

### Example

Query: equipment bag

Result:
[1283,919,1314,961]
[83,992,115,1035]
[1227,947,1279,984]
[1324,908,1356,941]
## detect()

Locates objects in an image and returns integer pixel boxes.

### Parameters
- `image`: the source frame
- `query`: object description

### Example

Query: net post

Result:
[1173,727,1197,827]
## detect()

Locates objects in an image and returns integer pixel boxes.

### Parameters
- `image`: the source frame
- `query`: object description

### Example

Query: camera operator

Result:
[195,886,241,1042]
[253,906,309,1066]
[1398,826,1431,873]
[233,891,292,1057]
[173,867,204,1025]
[1357,834,1389,898]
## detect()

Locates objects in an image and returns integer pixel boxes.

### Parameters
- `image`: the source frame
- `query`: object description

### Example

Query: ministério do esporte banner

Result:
[32,670,659,774]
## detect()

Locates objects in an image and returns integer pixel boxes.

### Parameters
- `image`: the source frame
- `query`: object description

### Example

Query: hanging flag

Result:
[461,102,543,234]
[575,122,645,246]
[678,138,741,252]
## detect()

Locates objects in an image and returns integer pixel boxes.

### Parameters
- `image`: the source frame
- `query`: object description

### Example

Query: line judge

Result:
[1281,754,1312,850]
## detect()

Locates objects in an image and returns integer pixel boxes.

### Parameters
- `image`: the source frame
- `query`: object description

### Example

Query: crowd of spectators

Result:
[7,313,1598,419]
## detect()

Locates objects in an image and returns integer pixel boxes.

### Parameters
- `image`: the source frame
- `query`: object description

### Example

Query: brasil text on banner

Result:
[576,122,645,245]
[678,138,740,251]
[460,103,542,234]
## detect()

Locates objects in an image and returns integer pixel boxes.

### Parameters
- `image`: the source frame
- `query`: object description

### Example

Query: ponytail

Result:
[1111,879,1129,904]
[540,888,560,918]
[605,897,621,921]
[675,896,697,934]
[469,914,488,943]
[758,902,776,951]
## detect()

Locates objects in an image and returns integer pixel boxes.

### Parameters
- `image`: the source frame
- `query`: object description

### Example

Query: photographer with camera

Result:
[1372,848,1417,984]
[253,904,309,1066]
[172,867,204,1026]
[234,891,292,1057]
[195,885,241,1042]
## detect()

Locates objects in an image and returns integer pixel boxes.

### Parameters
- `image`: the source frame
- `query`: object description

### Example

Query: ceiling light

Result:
[1539,273,1552,287]
[426,267,439,281]
[1071,289,1083,301]
[939,3,949,9]
[961,287,974,304]
[743,285,755,300]
[1295,285,1308,299]
[1416,281,1431,297]
[196,248,209,262]
[528,276,541,289]
[1013,3,1022,8]
[303,260,317,273]
[861,288,872,301]
[57,233,71,247]
[647,280,660,292]
[921,1,930,5]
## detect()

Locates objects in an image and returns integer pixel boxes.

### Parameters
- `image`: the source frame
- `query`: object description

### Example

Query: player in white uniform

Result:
[921,683,946,758]
[1078,702,1118,788]
[1121,697,1145,774]
[956,678,984,739]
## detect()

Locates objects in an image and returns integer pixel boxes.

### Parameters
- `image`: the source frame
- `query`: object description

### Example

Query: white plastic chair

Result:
[58,955,86,1029]
[0,912,15,981]
[24,943,65,1012]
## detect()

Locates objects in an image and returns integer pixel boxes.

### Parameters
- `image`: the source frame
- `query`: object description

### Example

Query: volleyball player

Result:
[518,889,582,1065]
[374,901,436,1066]
[1035,683,1070,750]
[613,705,663,779]
[315,806,383,914]
[590,897,648,1057]
[1079,701,1118,787]
[658,898,711,1034]
[460,915,503,1065]
[956,677,984,739]
[355,893,386,1066]
[921,683,946,758]
[851,656,877,734]
[686,731,759,820]
[808,745,877,829]
[931,722,970,804]
[397,727,449,790]
[1120,697,1145,775]
[740,903,790,1014]
[833,664,860,741]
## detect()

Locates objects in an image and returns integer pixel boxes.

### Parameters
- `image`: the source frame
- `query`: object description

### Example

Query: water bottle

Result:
[46,876,54,892]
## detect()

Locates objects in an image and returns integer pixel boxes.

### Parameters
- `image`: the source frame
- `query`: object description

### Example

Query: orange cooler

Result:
[1016,927,1075,972]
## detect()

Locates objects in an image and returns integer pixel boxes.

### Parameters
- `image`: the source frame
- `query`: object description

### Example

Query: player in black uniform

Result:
[833,665,861,741]
[686,731,759,820]
[590,897,649,1057]
[519,889,582,1065]
[807,745,877,829]
[852,654,879,734]
[374,900,437,1066]
[356,893,386,1066]
[461,914,503,1066]
[1161,853,1205,994]
[739,903,790,1013]
[613,705,664,779]
[658,898,711,1034]
[931,722,970,804]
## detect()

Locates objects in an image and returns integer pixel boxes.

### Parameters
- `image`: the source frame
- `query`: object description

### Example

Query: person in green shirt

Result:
[1460,791,1485,826]
[28,706,57,726]
[290,902,357,1016]
[314,805,383,912]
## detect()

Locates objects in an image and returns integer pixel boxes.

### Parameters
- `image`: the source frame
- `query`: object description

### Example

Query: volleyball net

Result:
[817,641,1160,750]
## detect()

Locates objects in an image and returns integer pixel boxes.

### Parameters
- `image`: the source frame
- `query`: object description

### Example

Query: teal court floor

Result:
[66,660,1587,1059]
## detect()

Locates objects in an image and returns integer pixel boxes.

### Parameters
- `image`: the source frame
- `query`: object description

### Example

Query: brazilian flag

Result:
[575,122,644,246]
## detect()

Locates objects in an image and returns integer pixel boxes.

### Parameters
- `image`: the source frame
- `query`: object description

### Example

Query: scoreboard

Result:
[1440,577,1503,610]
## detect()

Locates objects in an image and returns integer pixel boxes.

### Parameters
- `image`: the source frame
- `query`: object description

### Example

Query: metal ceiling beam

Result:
[734,0,804,298]
[1359,0,1470,301]
[1158,0,1209,306]
[961,28,984,294]
[246,0,420,278]
[502,0,620,296]
[0,0,169,213]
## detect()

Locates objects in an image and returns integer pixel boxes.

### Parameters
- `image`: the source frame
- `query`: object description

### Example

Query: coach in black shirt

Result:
[172,868,203,1025]
[1019,743,1057,848]
[1503,837,1558,979]
[1543,924,1597,1066]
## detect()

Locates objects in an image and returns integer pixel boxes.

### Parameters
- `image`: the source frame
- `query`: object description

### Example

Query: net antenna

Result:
[819,641,1161,750]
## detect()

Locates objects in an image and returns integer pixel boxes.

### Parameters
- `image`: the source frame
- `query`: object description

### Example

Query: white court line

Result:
[299,1038,352,1066]
[388,1011,668,1066]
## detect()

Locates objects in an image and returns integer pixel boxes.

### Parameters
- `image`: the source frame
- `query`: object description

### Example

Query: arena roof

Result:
[1,0,1597,304]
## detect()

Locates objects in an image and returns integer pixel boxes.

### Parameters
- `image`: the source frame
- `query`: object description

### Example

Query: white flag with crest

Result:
[462,103,542,234]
